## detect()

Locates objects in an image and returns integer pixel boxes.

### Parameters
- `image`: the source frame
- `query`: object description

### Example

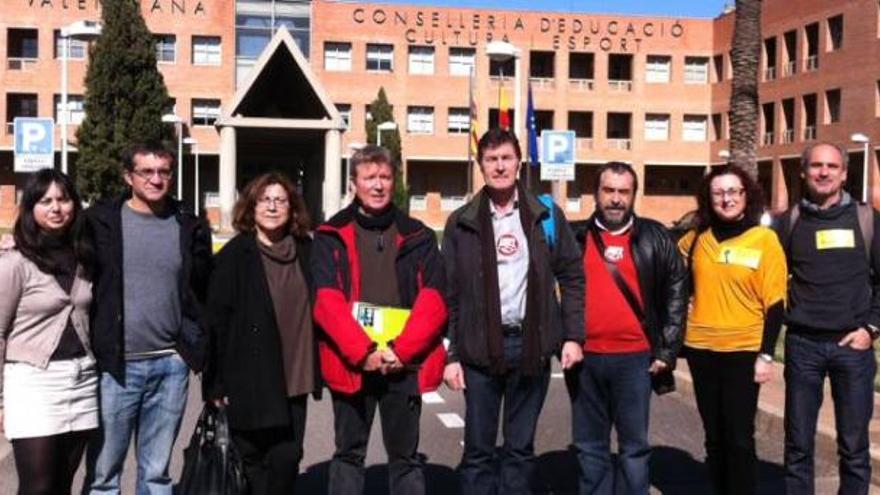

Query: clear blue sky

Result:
[369,0,731,18]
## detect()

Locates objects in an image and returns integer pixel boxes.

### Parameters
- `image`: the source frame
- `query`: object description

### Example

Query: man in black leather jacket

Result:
[568,161,687,495]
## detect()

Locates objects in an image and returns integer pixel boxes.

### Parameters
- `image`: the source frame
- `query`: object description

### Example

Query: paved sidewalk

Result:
[674,359,880,486]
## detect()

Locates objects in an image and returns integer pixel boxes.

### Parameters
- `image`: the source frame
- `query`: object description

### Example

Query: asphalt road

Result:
[0,363,852,494]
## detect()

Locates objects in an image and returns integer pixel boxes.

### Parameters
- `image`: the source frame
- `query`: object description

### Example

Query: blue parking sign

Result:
[14,117,55,172]
[540,130,576,181]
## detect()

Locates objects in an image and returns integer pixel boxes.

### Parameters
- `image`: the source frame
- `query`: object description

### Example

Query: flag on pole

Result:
[498,82,511,130]
[526,82,539,167]
[469,67,480,158]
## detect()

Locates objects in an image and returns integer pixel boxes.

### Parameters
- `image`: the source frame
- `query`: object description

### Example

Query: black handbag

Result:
[589,227,676,395]
[176,405,248,495]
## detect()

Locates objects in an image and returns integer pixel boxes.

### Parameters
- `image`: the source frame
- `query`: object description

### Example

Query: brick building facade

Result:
[0,0,878,229]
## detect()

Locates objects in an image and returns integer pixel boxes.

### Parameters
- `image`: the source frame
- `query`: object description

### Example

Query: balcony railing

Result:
[783,60,796,76]
[608,80,633,92]
[7,57,37,70]
[409,195,428,211]
[607,138,632,150]
[782,129,795,144]
[805,55,818,71]
[440,196,467,211]
[762,132,774,146]
[803,126,816,141]
[529,77,555,89]
[568,78,595,91]
[577,138,594,150]
[764,66,776,81]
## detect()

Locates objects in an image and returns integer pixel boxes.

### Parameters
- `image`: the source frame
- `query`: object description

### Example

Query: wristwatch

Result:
[757,353,774,363]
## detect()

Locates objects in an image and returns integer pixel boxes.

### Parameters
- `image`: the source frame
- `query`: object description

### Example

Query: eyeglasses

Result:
[710,188,745,200]
[257,197,290,208]
[131,168,173,180]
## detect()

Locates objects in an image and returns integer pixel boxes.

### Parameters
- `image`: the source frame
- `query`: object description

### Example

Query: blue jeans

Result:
[784,332,876,495]
[459,334,550,495]
[566,352,652,495]
[83,354,190,495]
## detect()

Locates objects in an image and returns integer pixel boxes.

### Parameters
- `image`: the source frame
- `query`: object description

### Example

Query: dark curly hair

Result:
[693,164,764,231]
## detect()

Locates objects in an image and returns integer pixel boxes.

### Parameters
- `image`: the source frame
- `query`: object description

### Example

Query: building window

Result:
[7,28,38,70]
[682,115,707,142]
[825,88,841,123]
[407,106,434,134]
[783,30,797,76]
[448,107,469,134]
[53,30,87,60]
[645,55,671,83]
[6,93,38,134]
[336,104,351,128]
[644,114,670,141]
[408,46,434,75]
[192,99,221,126]
[827,14,844,51]
[804,23,819,71]
[155,34,176,63]
[53,94,85,125]
[763,36,777,81]
[366,43,393,72]
[569,52,595,81]
[684,57,709,84]
[876,82,880,118]
[606,112,632,150]
[712,54,725,82]
[608,54,633,83]
[529,51,555,79]
[489,58,515,78]
[324,42,352,71]
[568,111,593,138]
[761,102,775,145]
[781,98,795,144]
[449,47,476,76]
[803,93,818,140]
[711,113,723,141]
[192,36,221,66]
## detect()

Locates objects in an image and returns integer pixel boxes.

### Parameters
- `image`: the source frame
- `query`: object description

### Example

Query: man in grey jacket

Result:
[442,128,585,494]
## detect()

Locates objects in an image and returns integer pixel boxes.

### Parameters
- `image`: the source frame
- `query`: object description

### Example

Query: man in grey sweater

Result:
[82,142,212,495]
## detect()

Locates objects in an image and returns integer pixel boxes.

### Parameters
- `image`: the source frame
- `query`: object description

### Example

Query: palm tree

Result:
[728,0,762,180]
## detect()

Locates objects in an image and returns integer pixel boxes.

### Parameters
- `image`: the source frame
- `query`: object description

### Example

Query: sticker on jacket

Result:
[717,246,762,269]
[815,229,855,250]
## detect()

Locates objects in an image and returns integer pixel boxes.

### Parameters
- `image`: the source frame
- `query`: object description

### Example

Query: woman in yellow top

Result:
[678,164,787,495]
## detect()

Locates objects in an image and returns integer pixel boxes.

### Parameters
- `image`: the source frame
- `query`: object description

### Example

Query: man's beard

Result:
[597,206,633,230]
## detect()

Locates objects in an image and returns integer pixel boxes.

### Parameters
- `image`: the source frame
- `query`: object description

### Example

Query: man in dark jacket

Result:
[442,128,585,494]
[776,142,880,495]
[569,161,687,494]
[82,142,212,495]
[312,145,447,494]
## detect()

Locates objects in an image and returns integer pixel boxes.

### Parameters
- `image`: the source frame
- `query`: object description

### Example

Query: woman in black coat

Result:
[203,172,318,495]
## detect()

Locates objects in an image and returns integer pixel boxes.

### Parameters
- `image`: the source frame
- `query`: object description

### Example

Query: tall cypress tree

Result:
[75,0,175,200]
[366,87,409,212]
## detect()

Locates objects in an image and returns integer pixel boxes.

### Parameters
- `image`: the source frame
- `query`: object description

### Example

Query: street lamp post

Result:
[376,121,397,148]
[59,20,102,175]
[162,113,184,199]
[852,132,871,203]
[183,137,199,212]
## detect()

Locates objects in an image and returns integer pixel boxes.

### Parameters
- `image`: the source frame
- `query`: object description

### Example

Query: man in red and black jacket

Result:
[312,145,447,494]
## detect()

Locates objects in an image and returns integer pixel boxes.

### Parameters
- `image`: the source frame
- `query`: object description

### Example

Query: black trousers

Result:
[231,395,308,495]
[685,347,759,495]
[12,430,91,495]
[328,376,424,495]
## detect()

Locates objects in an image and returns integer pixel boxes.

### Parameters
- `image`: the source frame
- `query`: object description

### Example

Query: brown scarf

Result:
[478,188,543,376]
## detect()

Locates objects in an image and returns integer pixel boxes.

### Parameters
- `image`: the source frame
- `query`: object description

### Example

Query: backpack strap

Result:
[537,193,556,251]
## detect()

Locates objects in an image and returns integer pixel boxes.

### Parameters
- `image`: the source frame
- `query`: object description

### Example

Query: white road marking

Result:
[422,391,445,404]
[437,413,465,428]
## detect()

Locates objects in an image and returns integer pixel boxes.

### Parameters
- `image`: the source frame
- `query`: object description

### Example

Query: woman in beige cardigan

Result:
[0,168,96,495]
